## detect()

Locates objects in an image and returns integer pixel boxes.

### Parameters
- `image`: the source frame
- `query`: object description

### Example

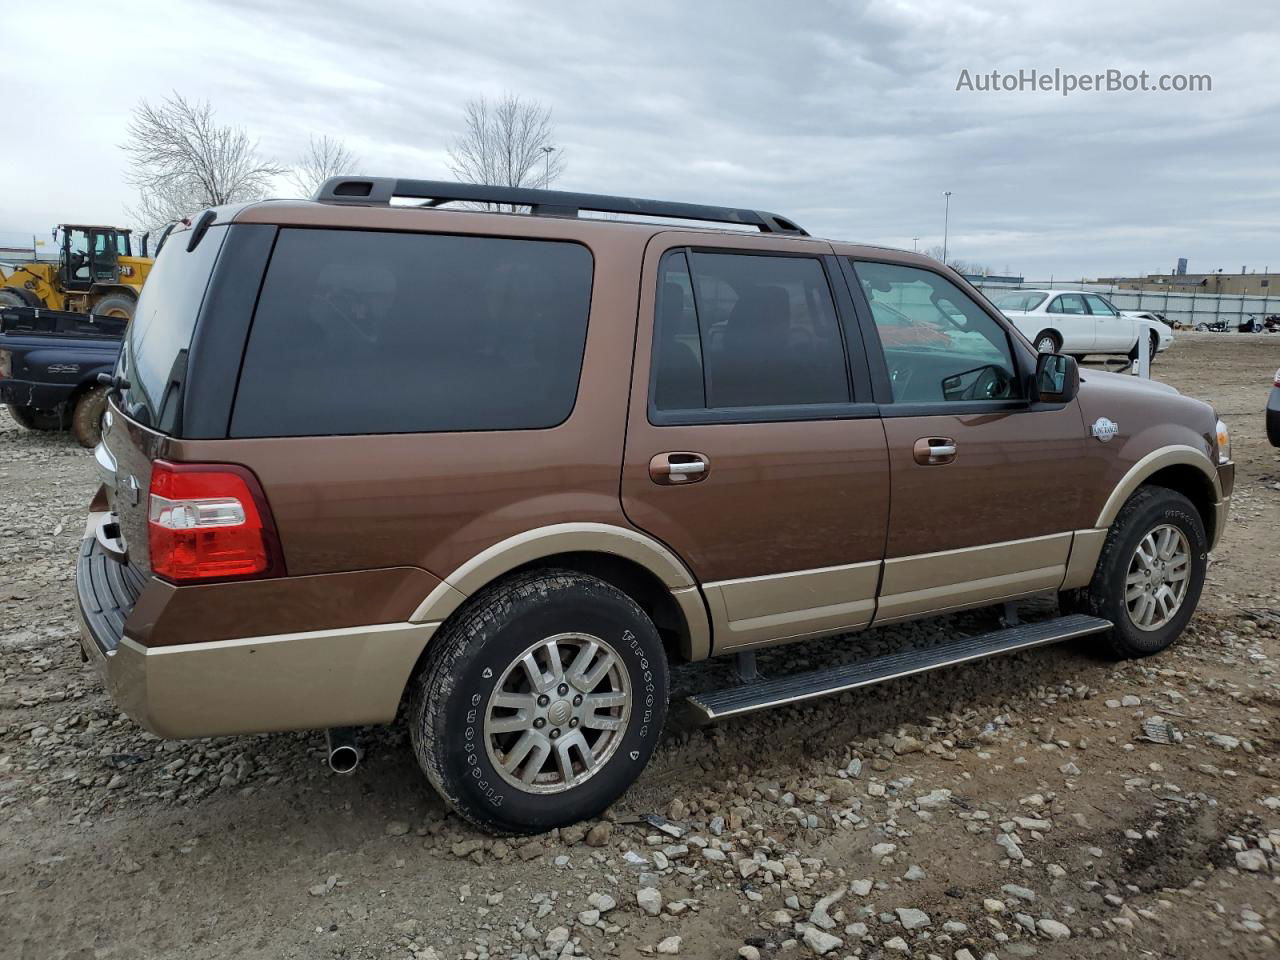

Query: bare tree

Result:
[447,93,565,205]
[924,245,992,277]
[122,92,285,233]
[289,135,361,198]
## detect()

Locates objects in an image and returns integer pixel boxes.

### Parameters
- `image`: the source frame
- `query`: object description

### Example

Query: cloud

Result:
[1,0,1277,278]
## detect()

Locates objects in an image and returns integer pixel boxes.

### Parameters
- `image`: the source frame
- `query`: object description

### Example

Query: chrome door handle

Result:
[913,437,957,465]
[649,452,710,484]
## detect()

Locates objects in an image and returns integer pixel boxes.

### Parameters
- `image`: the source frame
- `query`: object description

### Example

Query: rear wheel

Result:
[1067,485,1207,658]
[1033,330,1061,354]
[91,293,136,320]
[409,569,668,835]
[6,403,64,431]
[70,385,110,447]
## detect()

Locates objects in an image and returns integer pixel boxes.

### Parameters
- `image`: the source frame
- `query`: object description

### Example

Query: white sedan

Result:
[993,289,1173,360]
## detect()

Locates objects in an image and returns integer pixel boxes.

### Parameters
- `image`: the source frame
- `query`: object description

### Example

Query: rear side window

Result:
[118,224,227,429]
[231,229,593,437]
[651,250,850,413]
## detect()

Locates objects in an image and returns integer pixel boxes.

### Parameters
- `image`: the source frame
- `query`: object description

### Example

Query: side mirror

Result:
[1033,353,1079,404]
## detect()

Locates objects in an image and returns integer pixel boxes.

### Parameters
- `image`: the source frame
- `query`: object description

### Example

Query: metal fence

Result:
[971,278,1280,329]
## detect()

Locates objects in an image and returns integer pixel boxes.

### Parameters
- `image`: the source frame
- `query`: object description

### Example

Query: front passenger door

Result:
[845,259,1094,624]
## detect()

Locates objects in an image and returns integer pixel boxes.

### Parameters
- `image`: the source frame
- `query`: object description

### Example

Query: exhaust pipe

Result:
[326,727,362,775]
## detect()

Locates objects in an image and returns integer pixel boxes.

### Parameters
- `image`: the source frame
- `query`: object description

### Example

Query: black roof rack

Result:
[312,177,808,236]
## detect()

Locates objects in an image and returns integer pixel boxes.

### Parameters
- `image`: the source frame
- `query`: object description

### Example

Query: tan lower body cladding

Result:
[706,531,1107,653]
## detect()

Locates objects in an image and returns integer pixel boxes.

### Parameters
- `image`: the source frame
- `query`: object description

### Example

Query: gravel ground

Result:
[2,332,1277,960]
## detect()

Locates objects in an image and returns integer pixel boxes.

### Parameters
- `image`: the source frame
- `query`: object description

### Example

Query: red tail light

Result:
[147,460,283,583]
[1273,367,1280,388]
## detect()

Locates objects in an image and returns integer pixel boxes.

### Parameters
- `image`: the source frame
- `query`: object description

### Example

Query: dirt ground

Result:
[1,332,1277,960]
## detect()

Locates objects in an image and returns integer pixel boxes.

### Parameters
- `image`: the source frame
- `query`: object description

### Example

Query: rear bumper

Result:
[75,514,438,739]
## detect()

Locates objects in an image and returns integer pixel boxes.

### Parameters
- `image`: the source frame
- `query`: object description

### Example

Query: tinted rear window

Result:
[118,225,226,429]
[230,229,593,437]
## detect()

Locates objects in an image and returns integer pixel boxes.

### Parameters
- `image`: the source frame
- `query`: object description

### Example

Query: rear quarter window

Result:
[119,225,227,429]
[230,229,593,437]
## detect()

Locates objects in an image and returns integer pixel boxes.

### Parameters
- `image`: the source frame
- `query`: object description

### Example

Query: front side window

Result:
[650,251,850,413]
[231,229,593,437]
[1047,294,1087,315]
[852,259,1020,404]
[1083,294,1118,316]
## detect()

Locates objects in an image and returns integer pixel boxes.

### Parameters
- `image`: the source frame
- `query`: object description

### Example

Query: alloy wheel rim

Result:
[1125,523,1191,631]
[484,632,631,794]
[1037,337,1055,353]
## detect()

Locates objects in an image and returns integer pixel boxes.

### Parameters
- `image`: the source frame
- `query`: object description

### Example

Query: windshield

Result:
[995,291,1047,311]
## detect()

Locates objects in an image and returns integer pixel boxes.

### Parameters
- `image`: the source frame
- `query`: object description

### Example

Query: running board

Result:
[686,614,1112,722]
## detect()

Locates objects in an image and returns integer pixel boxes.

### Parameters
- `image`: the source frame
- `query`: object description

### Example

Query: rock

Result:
[1037,918,1072,940]
[657,935,682,955]
[850,878,873,896]
[578,908,600,925]
[588,892,617,913]
[871,842,897,859]
[739,858,760,879]
[1001,883,1036,902]
[903,864,926,881]
[896,907,931,930]
[893,736,925,755]
[393,919,418,934]
[384,820,410,836]
[451,839,484,858]
[916,788,952,808]
[1235,849,1268,872]
[637,887,663,916]
[1209,734,1240,751]
[983,898,1006,913]
[1120,695,1141,707]
[545,926,570,950]
[120,858,143,874]
[738,947,762,960]
[883,936,910,952]
[585,821,612,847]
[802,927,843,955]
[955,950,977,960]
[1059,761,1081,776]
[809,886,846,929]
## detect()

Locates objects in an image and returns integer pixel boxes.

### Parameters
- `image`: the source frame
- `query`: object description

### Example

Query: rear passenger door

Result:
[622,234,890,654]
[1044,294,1095,352]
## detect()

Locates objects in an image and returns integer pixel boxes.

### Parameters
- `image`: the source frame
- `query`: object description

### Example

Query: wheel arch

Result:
[1032,327,1062,351]
[1095,446,1222,547]
[410,523,712,663]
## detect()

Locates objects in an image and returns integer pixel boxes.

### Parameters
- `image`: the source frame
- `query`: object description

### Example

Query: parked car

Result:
[0,305,122,446]
[1268,368,1280,447]
[994,289,1172,361]
[75,179,1233,834]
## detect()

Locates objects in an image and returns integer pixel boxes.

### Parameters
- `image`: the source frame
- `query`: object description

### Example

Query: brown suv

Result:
[75,178,1234,833]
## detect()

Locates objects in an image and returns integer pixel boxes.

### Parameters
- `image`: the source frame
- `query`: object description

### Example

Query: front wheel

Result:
[1066,485,1207,658]
[409,570,669,835]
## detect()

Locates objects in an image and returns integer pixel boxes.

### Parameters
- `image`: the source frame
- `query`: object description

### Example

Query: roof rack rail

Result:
[312,177,808,236]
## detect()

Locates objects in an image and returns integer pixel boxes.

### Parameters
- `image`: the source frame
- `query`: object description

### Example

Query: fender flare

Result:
[410,522,712,660]
[1094,445,1221,531]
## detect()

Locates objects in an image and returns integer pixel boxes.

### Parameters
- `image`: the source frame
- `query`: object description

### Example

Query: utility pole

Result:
[942,191,952,265]
[541,145,556,188]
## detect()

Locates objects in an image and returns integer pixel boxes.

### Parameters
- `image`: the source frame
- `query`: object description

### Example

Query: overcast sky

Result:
[3,0,1277,279]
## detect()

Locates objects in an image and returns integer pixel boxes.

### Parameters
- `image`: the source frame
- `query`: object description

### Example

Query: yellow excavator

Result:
[0,224,155,319]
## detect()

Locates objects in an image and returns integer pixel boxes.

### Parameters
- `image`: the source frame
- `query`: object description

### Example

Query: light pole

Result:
[540,145,556,188]
[942,191,952,265]
[912,237,919,252]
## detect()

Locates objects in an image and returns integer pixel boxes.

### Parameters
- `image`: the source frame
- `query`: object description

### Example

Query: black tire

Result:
[410,569,669,835]
[0,287,41,308]
[91,293,136,320]
[6,403,64,431]
[1194,322,1209,332]
[1066,485,1207,659]
[70,385,110,447]
[1128,331,1160,364]
[1032,330,1060,354]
